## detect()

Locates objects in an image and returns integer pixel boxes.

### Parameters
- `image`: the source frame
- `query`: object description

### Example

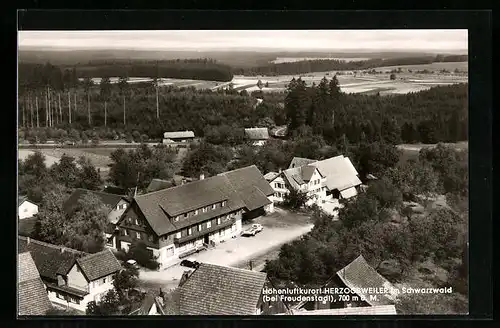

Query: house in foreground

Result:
[18,196,38,220]
[177,263,287,315]
[63,189,130,249]
[296,255,397,311]
[244,127,270,146]
[283,305,397,315]
[114,165,274,268]
[18,236,122,312]
[163,131,195,144]
[18,252,52,316]
[266,155,362,215]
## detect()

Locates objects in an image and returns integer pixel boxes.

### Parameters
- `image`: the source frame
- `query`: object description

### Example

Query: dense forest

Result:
[233,55,468,76]
[17,62,467,145]
[18,59,234,85]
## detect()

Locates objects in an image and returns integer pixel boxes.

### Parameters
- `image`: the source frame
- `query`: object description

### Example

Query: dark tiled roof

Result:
[18,252,52,316]
[178,263,267,315]
[336,255,396,306]
[63,188,126,215]
[134,166,272,236]
[219,165,274,197]
[76,249,122,281]
[301,165,317,182]
[288,157,315,169]
[244,128,269,140]
[18,217,38,237]
[18,236,86,281]
[146,179,176,193]
[46,283,89,297]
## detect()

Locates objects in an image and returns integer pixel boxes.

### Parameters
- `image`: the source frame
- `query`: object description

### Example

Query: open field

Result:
[81,61,467,96]
[397,141,468,164]
[271,57,372,64]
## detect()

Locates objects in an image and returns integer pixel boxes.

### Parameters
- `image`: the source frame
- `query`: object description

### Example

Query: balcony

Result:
[174,217,235,244]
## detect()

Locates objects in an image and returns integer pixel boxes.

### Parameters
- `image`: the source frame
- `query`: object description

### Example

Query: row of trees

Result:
[285,78,468,145]
[233,55,468,76]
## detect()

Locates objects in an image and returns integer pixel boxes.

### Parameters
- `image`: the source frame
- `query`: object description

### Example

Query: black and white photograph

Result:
[17,27,469,316]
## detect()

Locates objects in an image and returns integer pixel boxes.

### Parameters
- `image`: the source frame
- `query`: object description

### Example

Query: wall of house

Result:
[48,289,87,312]
[304,170,327,206]
[88,273,116,304]
[18,201,38,220]
[67,264,88,292]
[108,199,129,224]
[270,176,289,203]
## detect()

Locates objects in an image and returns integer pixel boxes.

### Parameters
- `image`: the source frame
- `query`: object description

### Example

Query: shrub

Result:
[127,241,160,270]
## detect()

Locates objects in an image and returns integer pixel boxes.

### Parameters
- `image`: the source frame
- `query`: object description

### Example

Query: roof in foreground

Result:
[287,305,397,315]
[164,131,195,139]
[18,236,86,281]
[178,263,267,315]
[336,255,396,306]
[18,252,52,316]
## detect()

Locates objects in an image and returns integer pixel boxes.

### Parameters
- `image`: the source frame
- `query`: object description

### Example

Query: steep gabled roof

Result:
[244,127,269,140]
[219,165,274,197]
[18,195,28,206]
[288,157,316,169]
[164,131,195,139]
[18,236,86,281]
[336,255,396,306]
[178,263,267,315]
[18,252,52,316]
[301,165,318,182]
[63,188,127,215]
[76,249,122,282]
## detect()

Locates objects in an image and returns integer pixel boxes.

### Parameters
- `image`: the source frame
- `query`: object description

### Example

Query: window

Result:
[231,224,236,232]
[103,277,107,284]
[207,221,212,228]
[212,204,216,210]
[56,292,64,300]
[222,201,227,207]
[198,224,202,231]
[194,209,198,215]
[184,213,188,218]
[174,216,179,222]
[188,228,192,236]
[135,218,139,225]
[176,232,181,239]
[219,229,224,236]
[136,232,141,239]
[128,217,133,224]
[217,218,221,225]
[24,208,28,212]
[123,229,128,236]
[202,207,207,213]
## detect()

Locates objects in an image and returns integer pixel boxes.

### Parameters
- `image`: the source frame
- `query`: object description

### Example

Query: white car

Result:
[252,224,263,233]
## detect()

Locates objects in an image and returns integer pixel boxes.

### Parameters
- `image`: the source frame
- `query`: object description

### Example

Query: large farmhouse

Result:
[114,165,274,268]
[266,155,362,215]
[18,236,122,312]
[63,189,130,249]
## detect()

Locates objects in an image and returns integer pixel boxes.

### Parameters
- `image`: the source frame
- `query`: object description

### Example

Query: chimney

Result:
[199,173,205,180]
[27,237,30,244]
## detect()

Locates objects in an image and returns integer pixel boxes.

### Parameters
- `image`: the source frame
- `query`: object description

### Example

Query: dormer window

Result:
[212,204,216,210]
[174,216,179,222]
[184,213,188,218]
[194,209,199,215]
[217,217,221,225]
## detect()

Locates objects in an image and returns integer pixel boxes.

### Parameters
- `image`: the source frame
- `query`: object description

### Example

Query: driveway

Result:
[137,207,313,290]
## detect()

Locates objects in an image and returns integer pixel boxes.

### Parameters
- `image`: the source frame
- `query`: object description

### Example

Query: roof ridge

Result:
[78,248,113,261]
[18,236,86,255]
[218,164,258,175]
[136,175,222,198]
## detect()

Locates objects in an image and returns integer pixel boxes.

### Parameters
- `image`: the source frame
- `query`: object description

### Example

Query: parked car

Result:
[63,140,75,146]
[180,258,199,268]
[241,227,258,237]
[125,259,139,269]
[252,224,263,233]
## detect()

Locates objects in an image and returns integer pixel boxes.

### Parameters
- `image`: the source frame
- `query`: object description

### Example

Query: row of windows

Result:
[175,214,233,239]
[310,179,321,186]
[275,192,287,198]
[91,276,109,288]
[308,186,326,195]
[274,182,286,189]
[116,203,127,211]
[173,201,228,222]
[55,292,81,304]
